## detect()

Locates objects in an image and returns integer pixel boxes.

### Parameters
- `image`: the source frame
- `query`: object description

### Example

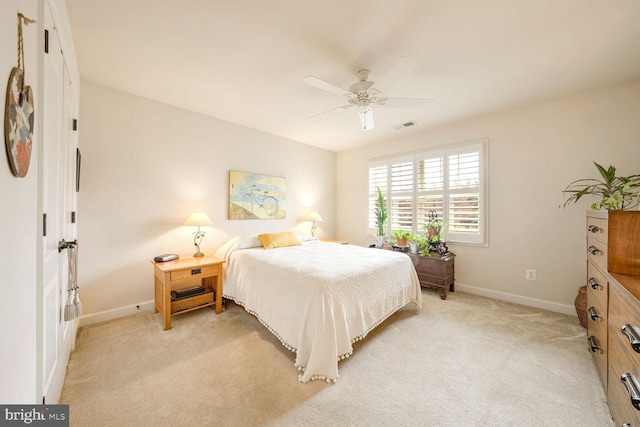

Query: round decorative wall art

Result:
[4,67,34,177]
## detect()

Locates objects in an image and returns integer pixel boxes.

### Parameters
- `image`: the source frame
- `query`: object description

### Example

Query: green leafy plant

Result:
[424,218,447,244]
[393,229,412,239]
[409,234,431,256]
[563,162,640,210]
[374,187,388,236]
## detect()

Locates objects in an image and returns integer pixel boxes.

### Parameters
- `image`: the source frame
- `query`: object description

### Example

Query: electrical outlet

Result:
[526,269,537,281]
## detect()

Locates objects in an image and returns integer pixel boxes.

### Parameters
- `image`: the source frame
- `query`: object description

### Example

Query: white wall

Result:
[77,81,336,322]
[0,0,39,403]
[337,79,640,312]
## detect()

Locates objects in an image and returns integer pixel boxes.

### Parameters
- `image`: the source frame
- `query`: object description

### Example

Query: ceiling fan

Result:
[303,57,433,131]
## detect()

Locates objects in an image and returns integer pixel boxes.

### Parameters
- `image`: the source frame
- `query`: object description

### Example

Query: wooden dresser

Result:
[407,252,455,300]
[586,211,640,426]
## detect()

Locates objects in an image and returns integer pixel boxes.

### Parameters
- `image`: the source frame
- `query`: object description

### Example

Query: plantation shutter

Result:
[447,143,484,244]
[389,157,414,233]
[416,151,445,232]
[368,159,388,235]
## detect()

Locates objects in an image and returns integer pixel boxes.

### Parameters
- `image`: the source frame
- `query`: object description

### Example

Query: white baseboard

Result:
[455,283,577,317]
[78,300,155,328]
[77,285,577,328]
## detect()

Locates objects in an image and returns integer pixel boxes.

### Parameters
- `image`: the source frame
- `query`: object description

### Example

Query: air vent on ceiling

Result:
[392,121,417,130]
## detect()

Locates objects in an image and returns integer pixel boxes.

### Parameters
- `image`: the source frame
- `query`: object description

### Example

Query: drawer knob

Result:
[621,324,640,353]
[621,373,640,411]
[587,225,600,233]
[588,246,601,256]
[588,335,600,353]
[587,307,601,321]
[588,277,601,290]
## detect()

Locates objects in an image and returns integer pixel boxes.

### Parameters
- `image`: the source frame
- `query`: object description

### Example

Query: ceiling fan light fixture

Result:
[359,106,374,131]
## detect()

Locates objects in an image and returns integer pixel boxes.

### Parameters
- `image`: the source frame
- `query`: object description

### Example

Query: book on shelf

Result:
[171,286,206,300]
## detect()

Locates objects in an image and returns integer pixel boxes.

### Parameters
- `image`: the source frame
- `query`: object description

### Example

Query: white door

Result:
[38,1,78,404]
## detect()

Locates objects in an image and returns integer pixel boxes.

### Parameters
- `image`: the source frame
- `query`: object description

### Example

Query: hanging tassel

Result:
[64,291,76,321]
[73,290,82,318]
[70,244,81,318]
[64,243,81,321]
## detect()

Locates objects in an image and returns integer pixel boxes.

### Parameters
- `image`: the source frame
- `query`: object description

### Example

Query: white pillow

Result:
[294,231,317,242]
[214,236,244,261]
[238,236,263,249]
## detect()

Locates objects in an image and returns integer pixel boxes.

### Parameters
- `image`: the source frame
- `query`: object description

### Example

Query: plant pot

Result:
[408,242,418,254]
[396,238,408,247]
[374,236,385,248]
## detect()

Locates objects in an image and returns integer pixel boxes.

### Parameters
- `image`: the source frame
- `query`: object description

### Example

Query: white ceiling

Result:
[66,0,640,152]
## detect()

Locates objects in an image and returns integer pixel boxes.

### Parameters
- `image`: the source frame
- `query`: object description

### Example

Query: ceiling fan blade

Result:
[377,97,433,109]
[373,57,419,90]
[303,76,352,97]
[306,104,354,119]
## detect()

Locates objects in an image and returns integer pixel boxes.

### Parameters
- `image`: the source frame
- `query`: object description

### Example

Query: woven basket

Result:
[574,286,587,328]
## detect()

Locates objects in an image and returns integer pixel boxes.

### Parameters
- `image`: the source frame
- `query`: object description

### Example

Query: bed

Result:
[215,233,422,383]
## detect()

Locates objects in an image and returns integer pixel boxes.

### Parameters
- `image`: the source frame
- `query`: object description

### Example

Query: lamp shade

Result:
[359,106,374,131]
[306,211,324,222]
[184,212,214,227]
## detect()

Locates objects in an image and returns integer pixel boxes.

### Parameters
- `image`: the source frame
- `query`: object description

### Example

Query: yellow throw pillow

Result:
[258,231,301,249]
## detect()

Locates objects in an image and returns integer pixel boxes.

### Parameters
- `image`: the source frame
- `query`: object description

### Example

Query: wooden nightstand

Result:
[152,256,225,330]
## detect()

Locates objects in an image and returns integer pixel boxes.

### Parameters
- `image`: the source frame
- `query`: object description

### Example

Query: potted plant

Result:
[373,187,388,248]
[409,234,430,256]
[563,162,640,210]
[423,211,448,255]
[393,229,412,247]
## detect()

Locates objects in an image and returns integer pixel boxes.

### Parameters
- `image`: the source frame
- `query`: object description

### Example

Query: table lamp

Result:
[306,211,323,237]
[184,212,213,257]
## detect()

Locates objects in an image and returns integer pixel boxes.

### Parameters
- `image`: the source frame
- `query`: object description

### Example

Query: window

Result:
[367,140,487,246]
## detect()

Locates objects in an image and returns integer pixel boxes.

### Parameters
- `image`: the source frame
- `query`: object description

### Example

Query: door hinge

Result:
[73,119,78,131]
[43,213,47,237]
[44,29,49,54]
[71,211,76,223]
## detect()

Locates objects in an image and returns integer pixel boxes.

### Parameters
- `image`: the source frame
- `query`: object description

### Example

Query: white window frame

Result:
[367,139,488,247]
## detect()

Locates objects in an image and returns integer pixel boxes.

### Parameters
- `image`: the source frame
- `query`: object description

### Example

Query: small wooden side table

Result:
[320,238,349,244]
[152,256,225,330]
[407,252,455,300]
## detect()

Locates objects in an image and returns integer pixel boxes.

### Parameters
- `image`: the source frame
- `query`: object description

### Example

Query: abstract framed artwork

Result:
[229,170,286,219]
[4,67,34,177]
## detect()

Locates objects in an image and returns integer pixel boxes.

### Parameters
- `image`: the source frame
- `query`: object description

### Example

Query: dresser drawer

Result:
[586,216,608,246]
[587,233,608,272]
[609,281,640,356]
[587,261,609,311]
[588,303,608,390]
[607,278,640,425]
[608,330,640,426]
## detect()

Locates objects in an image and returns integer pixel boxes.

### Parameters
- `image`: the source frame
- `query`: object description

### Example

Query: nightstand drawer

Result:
[171,264,220,282]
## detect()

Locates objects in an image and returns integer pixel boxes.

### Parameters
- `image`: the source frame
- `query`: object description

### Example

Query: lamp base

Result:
[193,252,204,257]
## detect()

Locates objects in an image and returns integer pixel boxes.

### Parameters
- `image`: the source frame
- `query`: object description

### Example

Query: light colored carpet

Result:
[61,290,614,426]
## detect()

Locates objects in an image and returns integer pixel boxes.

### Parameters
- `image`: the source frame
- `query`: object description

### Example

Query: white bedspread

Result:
[218,239,422,383]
